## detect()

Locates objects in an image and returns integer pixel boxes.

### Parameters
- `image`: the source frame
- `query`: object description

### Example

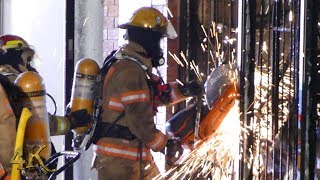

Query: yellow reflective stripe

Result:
[109,101,124,109]
[120,90,149,104]
[121,94,147,102]
[103,66,115,89]
[170,88,179,101]
[56,117,70,135]
[3,98,13,114]
[147,132,166,151]
[3,40,26,49]
[108,97,124,111]
[0,162,5,177]
[169,82,184,103]
[93,143,152,161]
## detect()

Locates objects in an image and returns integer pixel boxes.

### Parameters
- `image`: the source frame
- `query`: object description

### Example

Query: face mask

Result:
[0,49,24,72]
[127,27,165,67]
[149,44,165,67]
[0,49,37,72]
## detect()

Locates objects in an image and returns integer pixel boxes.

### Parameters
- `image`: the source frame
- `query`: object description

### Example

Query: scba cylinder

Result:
[71,58,99,134]
[15,71,51,160]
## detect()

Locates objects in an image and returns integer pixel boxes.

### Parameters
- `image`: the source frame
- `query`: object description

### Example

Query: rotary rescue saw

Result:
[166,63,239,149]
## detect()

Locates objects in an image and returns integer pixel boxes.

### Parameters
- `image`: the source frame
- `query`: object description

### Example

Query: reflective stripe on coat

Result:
[93,141,153,162]
[0,162,5,177]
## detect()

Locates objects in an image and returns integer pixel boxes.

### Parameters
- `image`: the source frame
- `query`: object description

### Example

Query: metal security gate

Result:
[167,0,319,179]
[238,0,320,179]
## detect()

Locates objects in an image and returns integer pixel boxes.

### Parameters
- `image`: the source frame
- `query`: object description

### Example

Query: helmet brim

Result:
[118,21,178,40]
[118,23,130,29]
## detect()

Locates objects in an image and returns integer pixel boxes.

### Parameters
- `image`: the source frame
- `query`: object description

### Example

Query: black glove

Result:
[163,139,184,166]
[178,80,203,97]
[68,109,92,129]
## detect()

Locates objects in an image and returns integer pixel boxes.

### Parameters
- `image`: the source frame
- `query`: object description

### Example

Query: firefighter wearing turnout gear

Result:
[92,7,203,179]
[0,34,91,179]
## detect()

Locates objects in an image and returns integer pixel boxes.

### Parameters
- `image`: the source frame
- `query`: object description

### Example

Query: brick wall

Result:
[103,0,119,58]
[103,0,170,59]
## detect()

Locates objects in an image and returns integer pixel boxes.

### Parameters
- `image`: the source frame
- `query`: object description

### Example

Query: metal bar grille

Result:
[165,0,318,179]
[237,0,319,179]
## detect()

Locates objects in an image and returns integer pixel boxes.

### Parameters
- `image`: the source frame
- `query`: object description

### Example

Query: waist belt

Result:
[99,122,136,140]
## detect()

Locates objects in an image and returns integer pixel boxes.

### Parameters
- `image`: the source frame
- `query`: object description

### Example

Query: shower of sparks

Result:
[156,102,241,180]
[201,25,209,38]
[201,21,235,69]
[190,60,203,82]
[243,63,295,177]
[210,28,214,38]
[175,79,184,86]
[201,43,206,52]
[289,11,293,22]
[169,51,184,67]
[156,10,293,178]
[165,6,174,18]
[180,51,189,66]
[262,41,268,54]
[155,63,294,179]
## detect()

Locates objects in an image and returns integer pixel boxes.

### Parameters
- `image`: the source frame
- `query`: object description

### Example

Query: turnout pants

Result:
[93,155,161,180]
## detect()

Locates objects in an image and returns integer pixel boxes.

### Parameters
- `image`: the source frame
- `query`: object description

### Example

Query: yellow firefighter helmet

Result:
[118,7,178,39]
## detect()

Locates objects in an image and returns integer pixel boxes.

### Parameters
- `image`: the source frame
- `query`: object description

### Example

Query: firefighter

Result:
[92,7,203,179]
[0,34,91,179]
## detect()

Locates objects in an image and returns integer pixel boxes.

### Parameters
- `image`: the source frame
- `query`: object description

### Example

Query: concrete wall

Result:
[73,0,103,180]
[75,0,104,66]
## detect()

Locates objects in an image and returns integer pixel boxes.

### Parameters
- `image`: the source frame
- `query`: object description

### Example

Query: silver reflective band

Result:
[121,94,147,102]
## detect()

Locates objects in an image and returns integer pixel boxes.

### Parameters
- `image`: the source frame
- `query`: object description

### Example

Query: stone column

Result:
[74,0,103,179]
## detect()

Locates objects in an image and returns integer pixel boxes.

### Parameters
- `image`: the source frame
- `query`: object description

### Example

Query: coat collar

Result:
[120,41,153,71]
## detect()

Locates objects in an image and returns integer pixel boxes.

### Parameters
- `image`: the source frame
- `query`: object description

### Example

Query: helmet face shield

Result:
[166,21,178,39]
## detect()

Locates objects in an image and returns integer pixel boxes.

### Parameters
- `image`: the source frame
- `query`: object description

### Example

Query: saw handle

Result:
[193,96,202,144]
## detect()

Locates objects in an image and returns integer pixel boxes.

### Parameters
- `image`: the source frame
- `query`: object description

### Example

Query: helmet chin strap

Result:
[155,68,165,84]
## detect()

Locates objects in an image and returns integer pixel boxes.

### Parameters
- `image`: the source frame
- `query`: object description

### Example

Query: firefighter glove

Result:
[68,109,92,129]
[163,139,184,166]
[178,80,203,97]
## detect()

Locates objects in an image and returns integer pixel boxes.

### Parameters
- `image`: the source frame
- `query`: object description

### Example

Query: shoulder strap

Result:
[101,50,118,76]
[0,73,18,99]
[114,51,149,73]
[88,50,120,147]
[93,50,119,118]
[115,51,151,78]
[0,73,21,118]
